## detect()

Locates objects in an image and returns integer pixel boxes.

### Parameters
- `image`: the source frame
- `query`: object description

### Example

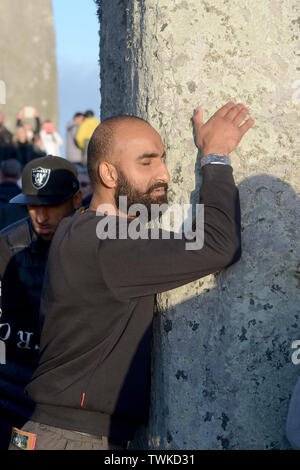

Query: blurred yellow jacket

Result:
[75,117,100,149]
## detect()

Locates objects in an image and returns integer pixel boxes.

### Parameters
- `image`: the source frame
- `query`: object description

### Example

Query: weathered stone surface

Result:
[0,0,58,132]
[98,0,300,449]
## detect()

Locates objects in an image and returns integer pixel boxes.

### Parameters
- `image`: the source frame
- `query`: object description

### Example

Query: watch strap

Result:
[201,154,230,167]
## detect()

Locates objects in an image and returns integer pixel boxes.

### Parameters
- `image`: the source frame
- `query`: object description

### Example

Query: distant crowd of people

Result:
[0,108,47,167]
[0,107,97,231]
[0,107,100,168]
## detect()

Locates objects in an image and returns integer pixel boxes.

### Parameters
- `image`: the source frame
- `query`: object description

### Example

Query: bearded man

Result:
[9,102,254,450]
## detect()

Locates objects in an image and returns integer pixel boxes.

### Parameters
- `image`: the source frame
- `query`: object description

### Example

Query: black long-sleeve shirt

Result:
[26,164,241,441]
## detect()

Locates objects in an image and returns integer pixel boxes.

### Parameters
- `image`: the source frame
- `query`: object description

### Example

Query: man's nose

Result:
[156,161,170,184]
[35,207,49,224]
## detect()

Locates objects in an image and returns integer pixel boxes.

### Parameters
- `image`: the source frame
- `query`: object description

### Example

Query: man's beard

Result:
[114,169,168,218]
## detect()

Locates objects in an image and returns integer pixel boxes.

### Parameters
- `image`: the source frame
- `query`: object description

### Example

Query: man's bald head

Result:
[87,115,151,186]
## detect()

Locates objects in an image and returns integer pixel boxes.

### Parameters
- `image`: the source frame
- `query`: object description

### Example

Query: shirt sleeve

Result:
[34,117,41,134]
[53,132,63,147]
[99,164,241,300]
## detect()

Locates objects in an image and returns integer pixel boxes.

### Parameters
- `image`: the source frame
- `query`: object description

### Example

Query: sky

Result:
[51,0,101,157]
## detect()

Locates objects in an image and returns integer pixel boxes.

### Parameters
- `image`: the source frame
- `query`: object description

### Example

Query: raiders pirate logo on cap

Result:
[31,167,51,189]
[9,155,80,206]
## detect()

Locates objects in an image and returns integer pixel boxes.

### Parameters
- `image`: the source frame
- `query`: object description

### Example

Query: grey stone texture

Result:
[0,0,58,133]
[98,0,300,449]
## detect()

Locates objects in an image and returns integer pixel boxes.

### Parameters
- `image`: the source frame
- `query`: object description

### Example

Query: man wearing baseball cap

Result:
[0,155,82,449]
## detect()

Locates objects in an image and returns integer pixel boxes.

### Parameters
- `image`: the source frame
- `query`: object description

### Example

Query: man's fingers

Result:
[239,117,255,135]
[193,106,204,128]
[215,101,236,117]
[232,107,250,126]
[225,103,248,121]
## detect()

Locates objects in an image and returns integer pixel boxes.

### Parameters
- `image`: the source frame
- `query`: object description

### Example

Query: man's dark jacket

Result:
[0,217,50,446]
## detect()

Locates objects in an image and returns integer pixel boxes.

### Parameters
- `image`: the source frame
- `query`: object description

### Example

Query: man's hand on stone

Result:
[193,101,255,157]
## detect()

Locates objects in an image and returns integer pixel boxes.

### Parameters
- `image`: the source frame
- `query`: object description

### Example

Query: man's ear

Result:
[73,190,83,209]
[98,161,118,189]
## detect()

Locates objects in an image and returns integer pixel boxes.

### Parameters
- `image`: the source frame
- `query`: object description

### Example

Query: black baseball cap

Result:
[10,155,79,206]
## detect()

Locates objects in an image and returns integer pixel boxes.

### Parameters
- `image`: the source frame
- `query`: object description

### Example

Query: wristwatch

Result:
[201,153,230,167]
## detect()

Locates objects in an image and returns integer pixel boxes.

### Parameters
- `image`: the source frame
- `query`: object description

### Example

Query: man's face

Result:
[28,196,78,241]
[0,113,4,126]
[112,121,170,214]
[75,115,84,125]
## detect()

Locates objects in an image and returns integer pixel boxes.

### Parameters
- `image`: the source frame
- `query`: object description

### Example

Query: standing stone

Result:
[98,0,300,449]
[0,0,58,132]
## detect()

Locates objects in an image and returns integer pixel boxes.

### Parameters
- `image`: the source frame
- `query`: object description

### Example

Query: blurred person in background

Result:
[66,112,84,164]
[0,112,12,145]
[78,167,92,207]
[0,159,27,229]
[0,112,13,161]
[40,121,63,157]
[32,133,46,157]
[11,126,42,168]
[75,110,100,165]
[16,107,41,143]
